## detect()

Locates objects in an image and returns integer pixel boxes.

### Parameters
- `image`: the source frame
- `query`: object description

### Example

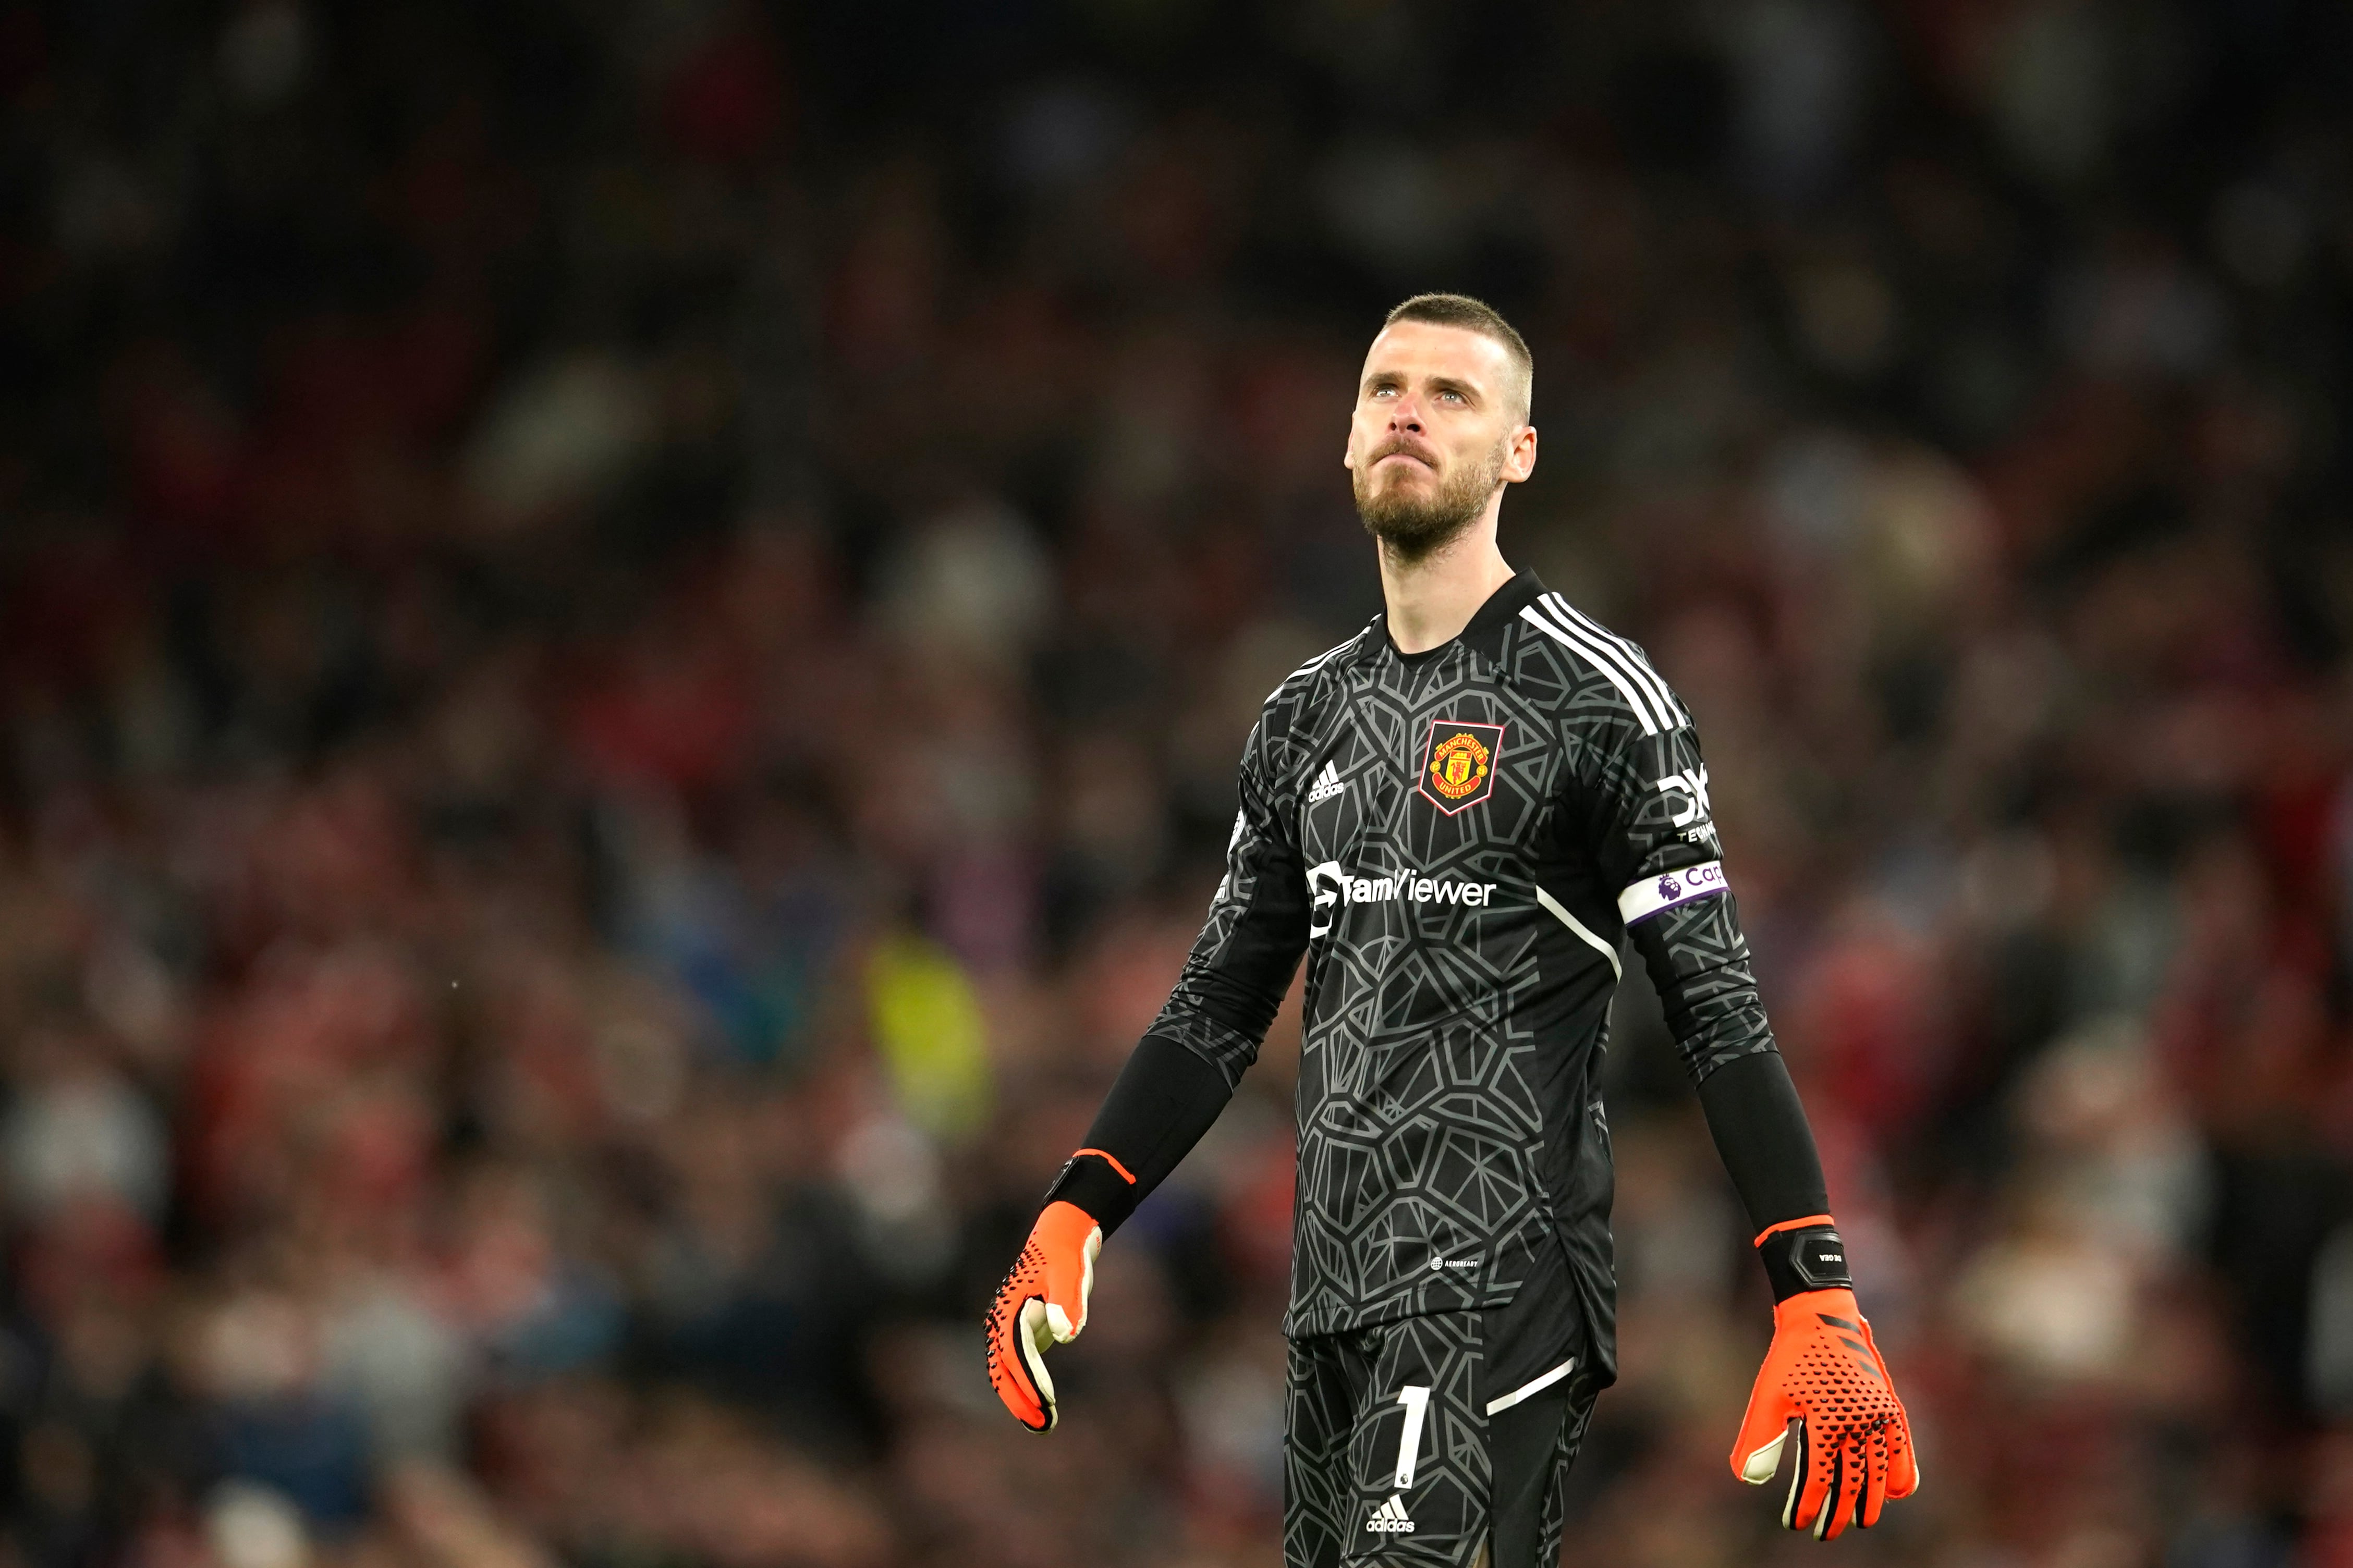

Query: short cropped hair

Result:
[1383,293,1534,421]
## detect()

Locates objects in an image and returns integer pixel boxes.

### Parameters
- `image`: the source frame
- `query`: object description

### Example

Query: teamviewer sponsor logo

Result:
[1367,1496,1415,1534]
[1307,863,1346,938]
[1306,861,1500,936]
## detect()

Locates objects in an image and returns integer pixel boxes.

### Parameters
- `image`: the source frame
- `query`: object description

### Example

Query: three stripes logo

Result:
[1307,760,1349,805]
[1366,1494,1415,1534]
[1818,1311,1885,1385]
[1516,592,1688,737]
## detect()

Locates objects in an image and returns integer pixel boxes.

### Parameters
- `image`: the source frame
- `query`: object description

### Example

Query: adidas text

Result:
[1367,1496,1415,1534]
[1308,762,1349,804]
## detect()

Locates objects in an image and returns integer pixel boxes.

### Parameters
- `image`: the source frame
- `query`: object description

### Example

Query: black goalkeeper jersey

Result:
[1145,571,1777,1368]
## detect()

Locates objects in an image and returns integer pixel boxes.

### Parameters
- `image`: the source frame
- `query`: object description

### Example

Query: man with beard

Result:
[986,295,1918,1566]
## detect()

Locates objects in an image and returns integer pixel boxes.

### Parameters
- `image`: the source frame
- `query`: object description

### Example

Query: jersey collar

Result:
[1368,569,1550,668]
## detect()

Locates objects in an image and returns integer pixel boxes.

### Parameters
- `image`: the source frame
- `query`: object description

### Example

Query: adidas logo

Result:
[1366,1494,1415,1534]
[1308,761,1348,804]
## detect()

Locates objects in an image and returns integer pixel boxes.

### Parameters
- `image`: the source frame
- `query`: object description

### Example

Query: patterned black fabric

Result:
[1148,571,1781,1360]
[1286,1311,1488,1568]
[1282,1308,1599,1568]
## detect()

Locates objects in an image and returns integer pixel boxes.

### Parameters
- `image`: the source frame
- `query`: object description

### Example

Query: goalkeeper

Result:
[986,294,1917,1566]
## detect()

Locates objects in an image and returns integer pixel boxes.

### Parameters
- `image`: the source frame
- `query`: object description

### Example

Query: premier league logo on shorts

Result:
[1418,718,1505,815]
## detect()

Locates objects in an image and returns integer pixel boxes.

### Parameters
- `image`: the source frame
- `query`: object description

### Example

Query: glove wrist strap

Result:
[1042,1148,1137,1233]
[1755,1216,1853,1303]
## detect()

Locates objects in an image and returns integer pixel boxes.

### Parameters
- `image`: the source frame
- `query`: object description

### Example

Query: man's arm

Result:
[1579,713,1828,1233]
[1582,695,1918,1538]
[985,715,1310,1430]
[1046,738,1313,1230]
[1628,892,1830,1233]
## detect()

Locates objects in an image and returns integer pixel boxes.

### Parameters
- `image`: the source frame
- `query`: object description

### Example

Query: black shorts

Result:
[1283,1305,1599,1568]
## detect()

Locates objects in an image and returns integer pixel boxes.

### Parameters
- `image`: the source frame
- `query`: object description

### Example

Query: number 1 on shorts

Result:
[1393,1385,1430,1490]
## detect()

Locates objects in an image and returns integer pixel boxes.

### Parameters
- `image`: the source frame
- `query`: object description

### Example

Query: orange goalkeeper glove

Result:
[986,1149,1137,1431]
[1730,1216,1919,1539]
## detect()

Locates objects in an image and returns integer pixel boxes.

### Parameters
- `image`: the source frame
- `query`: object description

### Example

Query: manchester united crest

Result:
[1418,718,1506,814]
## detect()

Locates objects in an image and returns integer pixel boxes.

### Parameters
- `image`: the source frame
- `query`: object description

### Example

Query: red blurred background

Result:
[1,3,2350,1566]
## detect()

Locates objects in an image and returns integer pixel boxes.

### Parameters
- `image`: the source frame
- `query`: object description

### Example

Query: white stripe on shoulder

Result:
[1547,595,1687,728]
[1296,637,1354,676]
[1267,634,1362,702]
[1519,601,1666,734]
[1532,597,1679,733]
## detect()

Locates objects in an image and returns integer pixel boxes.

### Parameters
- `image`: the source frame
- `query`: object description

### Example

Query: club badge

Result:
[1418,718,1505,814]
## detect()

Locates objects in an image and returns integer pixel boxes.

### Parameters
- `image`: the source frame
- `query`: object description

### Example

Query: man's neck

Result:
[1379,511,1516,656]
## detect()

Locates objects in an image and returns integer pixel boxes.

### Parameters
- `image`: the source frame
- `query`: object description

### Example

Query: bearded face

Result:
[1352,433,1508,561]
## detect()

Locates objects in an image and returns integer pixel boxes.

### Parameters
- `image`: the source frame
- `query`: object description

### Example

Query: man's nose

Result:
[1387,396,1424,432]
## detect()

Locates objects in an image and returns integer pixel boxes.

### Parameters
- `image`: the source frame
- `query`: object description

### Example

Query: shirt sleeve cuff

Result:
[1617,860,1727,923]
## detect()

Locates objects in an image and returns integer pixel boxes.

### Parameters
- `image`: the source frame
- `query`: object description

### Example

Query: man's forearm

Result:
[1693,1050,1830,1235]
[1625,896,1827,1233]
[1043,1031,1234,1235]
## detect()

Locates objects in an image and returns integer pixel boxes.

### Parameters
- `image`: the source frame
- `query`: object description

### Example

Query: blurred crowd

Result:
[2,1,2351,1566]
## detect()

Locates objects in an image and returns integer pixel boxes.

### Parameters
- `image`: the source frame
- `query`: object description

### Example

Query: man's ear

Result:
[1504,424,1539,483]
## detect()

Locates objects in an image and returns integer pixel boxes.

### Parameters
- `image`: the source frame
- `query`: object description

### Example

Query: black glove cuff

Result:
[1042,1152,1139,1233]
[1758,1223,1853,1303]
